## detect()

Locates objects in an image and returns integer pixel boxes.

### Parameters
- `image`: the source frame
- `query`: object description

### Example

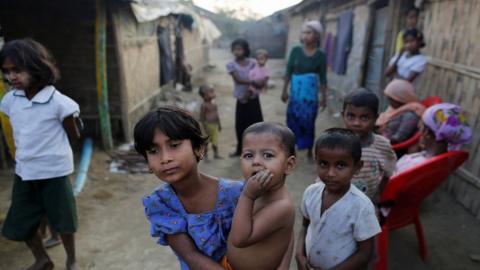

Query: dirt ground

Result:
[1,49,479,270]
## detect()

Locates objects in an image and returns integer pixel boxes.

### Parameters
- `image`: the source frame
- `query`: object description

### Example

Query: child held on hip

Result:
[222,122,297,270]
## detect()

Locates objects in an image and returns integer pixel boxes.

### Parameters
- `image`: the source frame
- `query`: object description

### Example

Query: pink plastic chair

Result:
[374,151,469,270]
[391,96,443,152]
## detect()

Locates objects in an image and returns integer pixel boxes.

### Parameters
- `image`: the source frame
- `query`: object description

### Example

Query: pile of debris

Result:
[108,143,149,174]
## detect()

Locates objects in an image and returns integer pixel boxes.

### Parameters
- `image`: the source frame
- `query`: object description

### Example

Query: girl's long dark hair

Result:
[230,38,250,58]
[0,38,60,89]
[134,106,208,161]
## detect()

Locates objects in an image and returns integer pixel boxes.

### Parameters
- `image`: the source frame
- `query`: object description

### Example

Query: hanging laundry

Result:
[324,32,336,70]
[333,10,353,75]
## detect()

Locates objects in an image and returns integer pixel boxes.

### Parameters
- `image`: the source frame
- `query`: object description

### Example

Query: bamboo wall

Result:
[418,0,480,218]
[183,27,208,74]
[110,4,160,140]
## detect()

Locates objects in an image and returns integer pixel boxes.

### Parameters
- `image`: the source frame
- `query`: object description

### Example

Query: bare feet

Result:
[66,261,76,270]
[25,260,54,270]
[44,237,62,249]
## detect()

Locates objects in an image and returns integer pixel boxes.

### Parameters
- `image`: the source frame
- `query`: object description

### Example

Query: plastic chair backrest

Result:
[421,96,442,107]
[392,132,421,151]
[381,151,468,228]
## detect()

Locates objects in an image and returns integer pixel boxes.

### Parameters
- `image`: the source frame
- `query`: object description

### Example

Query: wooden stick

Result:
[95,0,113,149]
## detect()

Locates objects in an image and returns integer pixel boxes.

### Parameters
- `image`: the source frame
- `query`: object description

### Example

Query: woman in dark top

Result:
[282,20,328,160]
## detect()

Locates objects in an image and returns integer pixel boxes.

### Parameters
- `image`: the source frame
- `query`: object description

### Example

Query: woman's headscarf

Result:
[376,79,425,128]
[422,103,472,150]
[303,20,323,36]
[302,20,323,45]
[384,79,417,103]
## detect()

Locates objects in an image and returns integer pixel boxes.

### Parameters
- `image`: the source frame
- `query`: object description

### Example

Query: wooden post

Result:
[95,0,113,149]
[110,6,131,141]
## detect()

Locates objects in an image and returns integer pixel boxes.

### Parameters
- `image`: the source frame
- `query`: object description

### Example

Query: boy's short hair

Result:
[256,49,269,58]
[343,88,379,115]
[0,38,60,88]
[243,122,296,157]
[198,84,213,98]
[134,106,208,160]
[315,128,362,163]
[230,38,251,57]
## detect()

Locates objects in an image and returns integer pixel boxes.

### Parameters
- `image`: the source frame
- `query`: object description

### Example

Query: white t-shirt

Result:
[301,182,381,269]
[388,52,427,88]
[0,85,80,180]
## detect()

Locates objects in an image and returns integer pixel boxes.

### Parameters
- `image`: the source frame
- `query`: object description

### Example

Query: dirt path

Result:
[1,48,479,270]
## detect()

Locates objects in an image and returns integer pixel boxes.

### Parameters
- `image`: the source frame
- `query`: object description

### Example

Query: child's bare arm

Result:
[63,115,81,144]
[254,76,269,88]
[166,234,224,270]
[230,170,293,248]
[217,115,222,131]
[295,218,311,270]
[384,64,397,77]
[230,71,252,85]
[277,231,295,270]
[329,237,374,270]
[199,104,206,123]
[406,72,419,82]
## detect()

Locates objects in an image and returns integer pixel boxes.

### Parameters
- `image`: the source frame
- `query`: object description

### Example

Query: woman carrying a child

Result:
[282,20,328,160]
[376,79,425,144]
[394,103,472,174]
[226,39,265,157]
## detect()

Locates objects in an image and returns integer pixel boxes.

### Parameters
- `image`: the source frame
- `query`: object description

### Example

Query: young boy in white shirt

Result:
[296,128,381,270]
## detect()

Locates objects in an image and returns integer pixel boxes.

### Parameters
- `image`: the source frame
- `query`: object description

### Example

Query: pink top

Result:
[248,64,269,97]
[394,151,428,176]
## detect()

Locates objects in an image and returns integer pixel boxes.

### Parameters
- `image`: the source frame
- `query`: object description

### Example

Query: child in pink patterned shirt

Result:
[248,49,270,98]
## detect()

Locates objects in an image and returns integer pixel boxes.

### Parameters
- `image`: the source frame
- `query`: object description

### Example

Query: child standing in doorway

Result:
[296,128,381,270]
[342,88,397,201]
[199,84,222,160]
[385,28,427,88]
[395,7,420,54]
[223,122,297,270]
[0,38,81,270]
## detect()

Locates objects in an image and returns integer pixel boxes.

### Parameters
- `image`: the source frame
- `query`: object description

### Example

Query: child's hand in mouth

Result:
[243,169,273,200]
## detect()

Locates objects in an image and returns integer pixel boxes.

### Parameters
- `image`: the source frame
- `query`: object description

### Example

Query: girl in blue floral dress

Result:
[134,106,243,269]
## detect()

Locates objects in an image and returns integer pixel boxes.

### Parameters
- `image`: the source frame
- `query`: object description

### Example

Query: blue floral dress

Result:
[142,179,244,270]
